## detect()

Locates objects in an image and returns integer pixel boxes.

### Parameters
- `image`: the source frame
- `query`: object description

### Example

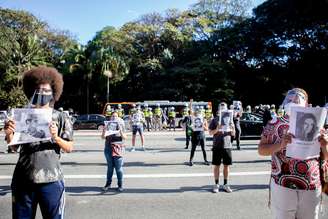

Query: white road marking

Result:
[0,171,270,180]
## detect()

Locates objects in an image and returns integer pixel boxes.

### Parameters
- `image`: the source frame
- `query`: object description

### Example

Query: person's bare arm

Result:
[50,121,73,153]
[319,129,328,160]
[101,126,106,139]
[209,124,223,136]
[258,133,292,156]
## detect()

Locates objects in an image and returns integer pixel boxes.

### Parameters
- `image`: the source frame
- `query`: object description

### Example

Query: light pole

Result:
[103,70,113,103]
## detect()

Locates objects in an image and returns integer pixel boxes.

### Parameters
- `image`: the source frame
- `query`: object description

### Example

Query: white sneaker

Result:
[222,184,232,193]
[212,184,219,193]
[141,146,146,151]
[130,147,135,152]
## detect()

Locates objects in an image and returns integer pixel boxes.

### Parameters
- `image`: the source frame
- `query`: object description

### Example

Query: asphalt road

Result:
[0,130,327,219]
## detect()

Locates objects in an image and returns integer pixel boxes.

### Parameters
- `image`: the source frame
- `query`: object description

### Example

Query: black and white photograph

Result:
[233,100,242,112]
[219,110,233,131]
[286,106,327,160]
[192,117,204,131]
[104,120,120,137]
[9,108,52,145]
[295,112,317,142]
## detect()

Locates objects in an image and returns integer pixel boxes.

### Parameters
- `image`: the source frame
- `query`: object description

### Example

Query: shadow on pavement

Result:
[233,159,270,164]
[0,185,11,196]
[230,184,269,191]
[66,184,269,196]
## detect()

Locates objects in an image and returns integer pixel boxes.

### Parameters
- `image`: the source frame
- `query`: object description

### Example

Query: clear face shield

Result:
[282,89,307,115]
[28,88,54,108]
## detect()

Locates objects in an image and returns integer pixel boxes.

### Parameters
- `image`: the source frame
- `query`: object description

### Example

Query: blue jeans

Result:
[11,180,65,219]
[104,146,123,187]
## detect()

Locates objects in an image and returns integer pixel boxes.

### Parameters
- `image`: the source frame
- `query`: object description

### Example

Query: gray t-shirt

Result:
[209,117,233,149]
[12,110,73,184]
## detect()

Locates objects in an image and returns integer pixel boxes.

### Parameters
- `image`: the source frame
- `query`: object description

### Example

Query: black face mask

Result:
[31,94,53,106]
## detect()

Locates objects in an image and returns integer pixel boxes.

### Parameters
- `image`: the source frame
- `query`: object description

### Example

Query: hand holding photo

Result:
[9,108,53,145]
[219,110,233,132]
[286,106,327,160]
[104,121,120,136]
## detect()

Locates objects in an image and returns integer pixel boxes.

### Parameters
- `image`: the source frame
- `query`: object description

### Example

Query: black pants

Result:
[190,133,207,162]
[231,127,241,149]
[168,117,175,131]
[185,129,191,148]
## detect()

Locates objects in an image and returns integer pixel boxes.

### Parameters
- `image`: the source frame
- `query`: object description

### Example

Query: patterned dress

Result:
[262,116,321,190]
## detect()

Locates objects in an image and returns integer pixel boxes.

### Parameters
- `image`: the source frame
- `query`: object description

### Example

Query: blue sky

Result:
[1,0,266,45]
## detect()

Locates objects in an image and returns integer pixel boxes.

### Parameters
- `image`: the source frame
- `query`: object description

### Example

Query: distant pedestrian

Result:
[188,101,209,166]
[130,106,145,151]
[209,102,235,193]
[102,112,127,192]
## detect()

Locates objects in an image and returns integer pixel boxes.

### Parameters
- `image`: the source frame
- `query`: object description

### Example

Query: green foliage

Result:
[2,0,328,113]
[0,8,77,109]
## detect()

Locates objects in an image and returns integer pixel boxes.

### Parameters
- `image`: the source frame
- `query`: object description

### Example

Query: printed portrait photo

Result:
[295,112,318,142]
[9,108,52,145]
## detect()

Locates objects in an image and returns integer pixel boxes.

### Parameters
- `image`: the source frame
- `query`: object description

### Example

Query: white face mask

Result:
[283,102,305,116]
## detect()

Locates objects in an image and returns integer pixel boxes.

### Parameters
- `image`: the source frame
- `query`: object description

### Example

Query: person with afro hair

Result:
[4,66,74,219]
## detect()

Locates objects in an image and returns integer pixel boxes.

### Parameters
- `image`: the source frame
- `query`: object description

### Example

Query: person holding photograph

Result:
[209,102,235,193]
[130,105,145,151]
[4,66,73,219]
[102,112,127,192]
[188,102,209,166]
[258,88,328,219]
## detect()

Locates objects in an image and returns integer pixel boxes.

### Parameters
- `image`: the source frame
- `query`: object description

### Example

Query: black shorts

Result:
[212,148,232,166]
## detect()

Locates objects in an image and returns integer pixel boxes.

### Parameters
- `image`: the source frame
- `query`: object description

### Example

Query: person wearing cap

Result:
[153,103,163,131]
[4,66,73,219]
[258,88,328,219]
[246,105,252,113]
[143,104,152,131]
[116,104,124,118]
[130,105,146,151]
[168,107,176,131]
[105,104,113,118]
[188,101,210,166]
[209,102,235,193]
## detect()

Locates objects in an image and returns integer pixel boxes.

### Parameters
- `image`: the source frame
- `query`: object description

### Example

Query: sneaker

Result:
[189,161,194,166]
[130,147,135,152]
[222,184,232,193]
[117,187,124,192]
[212,184,219,193]
[141,146,146,151]
[102,184,111,192]
[204,161,210,166]
[184,146,188,149]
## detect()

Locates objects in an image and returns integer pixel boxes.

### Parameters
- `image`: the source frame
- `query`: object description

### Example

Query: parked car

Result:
[240,112,263,138]
[0,110,7,130]
[73,114,106,130]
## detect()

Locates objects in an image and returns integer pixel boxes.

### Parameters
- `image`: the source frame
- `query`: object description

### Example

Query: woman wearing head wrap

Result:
[4,66,74,219]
